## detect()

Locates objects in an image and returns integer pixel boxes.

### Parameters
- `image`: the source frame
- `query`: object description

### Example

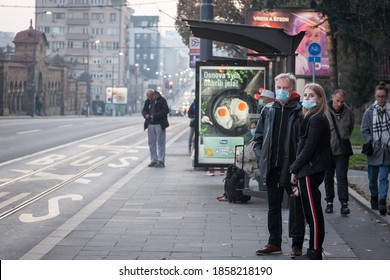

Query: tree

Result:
[176,0,390,107]
[175,0,254,57]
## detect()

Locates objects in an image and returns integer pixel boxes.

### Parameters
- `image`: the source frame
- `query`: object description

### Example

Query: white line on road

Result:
[0,193,30,209]
[17,129,42,135]
[57,125,73,128]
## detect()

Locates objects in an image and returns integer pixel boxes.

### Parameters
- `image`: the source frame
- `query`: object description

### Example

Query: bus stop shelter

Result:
[182,19,305,73]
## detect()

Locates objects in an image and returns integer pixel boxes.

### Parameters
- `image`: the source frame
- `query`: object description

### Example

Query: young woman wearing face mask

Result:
[290,83,332,260]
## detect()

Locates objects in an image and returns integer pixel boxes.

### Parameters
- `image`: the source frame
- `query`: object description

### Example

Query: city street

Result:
[0,116,389,260]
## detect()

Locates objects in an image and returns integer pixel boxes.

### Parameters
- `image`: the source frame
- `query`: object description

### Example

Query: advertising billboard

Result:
[195,61,267,167]
[106,87,128,104]
[246,10,329,77]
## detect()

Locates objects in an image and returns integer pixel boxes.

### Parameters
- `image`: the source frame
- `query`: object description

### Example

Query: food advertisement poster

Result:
[246,9,329,77]
[195,63,267,167]
[106,87,128,104]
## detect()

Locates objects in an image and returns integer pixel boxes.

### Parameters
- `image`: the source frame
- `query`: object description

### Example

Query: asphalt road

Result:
[0,116,140,163]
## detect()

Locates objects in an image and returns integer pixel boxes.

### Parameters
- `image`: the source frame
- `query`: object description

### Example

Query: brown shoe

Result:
[256,244,282,256]
[290,247,302,258]
[217,196,228,202]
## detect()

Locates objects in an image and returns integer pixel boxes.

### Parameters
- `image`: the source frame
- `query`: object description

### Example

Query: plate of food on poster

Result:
[206,88,257,136]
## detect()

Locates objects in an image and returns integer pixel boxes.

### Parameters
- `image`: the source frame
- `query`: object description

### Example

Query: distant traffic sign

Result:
[308,42,321,56]
[308,56,321,63]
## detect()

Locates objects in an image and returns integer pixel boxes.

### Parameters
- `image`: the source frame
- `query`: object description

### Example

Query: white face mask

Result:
[275,89,291,103]
[250,128,256,136]
[302,99,317,109]
[258,99,265,106]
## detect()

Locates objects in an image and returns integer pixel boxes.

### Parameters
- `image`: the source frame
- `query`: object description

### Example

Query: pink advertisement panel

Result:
[246,10,329,77]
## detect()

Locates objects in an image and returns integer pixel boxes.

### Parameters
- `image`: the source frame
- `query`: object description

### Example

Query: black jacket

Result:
[142,96,169,130]
[290,113,331,178]
[254,93,302,186]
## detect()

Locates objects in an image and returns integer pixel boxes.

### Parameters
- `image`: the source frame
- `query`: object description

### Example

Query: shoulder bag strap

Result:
[330,112,342,142]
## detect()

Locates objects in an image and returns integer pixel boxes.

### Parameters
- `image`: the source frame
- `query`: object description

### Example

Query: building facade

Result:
[36,0,133,115]
[129,16,160,89]
[0,25,67,116]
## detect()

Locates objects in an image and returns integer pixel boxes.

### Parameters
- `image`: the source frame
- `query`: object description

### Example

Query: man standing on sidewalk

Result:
[324,89,355,215]
[142,89,169,168]
[253,73,304,258]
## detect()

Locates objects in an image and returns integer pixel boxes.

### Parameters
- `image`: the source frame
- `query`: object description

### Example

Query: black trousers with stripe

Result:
[298,171,325,251]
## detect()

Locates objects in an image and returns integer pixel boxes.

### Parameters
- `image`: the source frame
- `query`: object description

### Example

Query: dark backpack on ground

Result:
[223,145,251,203]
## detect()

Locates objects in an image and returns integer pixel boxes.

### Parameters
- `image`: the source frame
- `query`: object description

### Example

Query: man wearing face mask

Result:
[253,73,305,258]
[258,89,275,109]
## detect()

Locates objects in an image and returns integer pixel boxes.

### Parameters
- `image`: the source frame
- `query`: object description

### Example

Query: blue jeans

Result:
[367,165,390,200]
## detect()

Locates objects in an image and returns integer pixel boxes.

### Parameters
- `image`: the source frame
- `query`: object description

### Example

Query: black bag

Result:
[288,190,306,238]
[330,113,353,156]
[223,145,251,203]
[362,143,373,156]
[340,139,354,156]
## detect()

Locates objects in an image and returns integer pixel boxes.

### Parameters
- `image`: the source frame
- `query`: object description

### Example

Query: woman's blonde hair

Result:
[303,83,329,117]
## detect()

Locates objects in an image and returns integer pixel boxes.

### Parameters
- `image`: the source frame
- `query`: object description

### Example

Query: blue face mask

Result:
[302,99,317,109]
[275,89,290,103]
[250,128,256,136]
[258,99,265,106]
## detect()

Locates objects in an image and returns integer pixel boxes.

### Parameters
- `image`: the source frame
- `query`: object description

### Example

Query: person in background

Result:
[187,99,196,154]
[290,83,331,260]
[258,89,275,109]
[142,89,169,168]
[324,89,355,215]
[253,73,304,258]
[361,82,390,215]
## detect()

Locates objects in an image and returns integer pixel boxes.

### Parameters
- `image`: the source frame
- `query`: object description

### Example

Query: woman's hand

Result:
[290,173,298,186]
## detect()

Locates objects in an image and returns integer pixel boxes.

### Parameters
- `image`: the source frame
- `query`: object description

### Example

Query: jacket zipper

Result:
[275,105,284,165]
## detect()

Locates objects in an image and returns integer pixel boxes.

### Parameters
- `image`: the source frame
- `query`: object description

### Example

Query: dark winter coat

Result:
[290,112,331,178]
[253,93,302,186]
[142,95,169,131]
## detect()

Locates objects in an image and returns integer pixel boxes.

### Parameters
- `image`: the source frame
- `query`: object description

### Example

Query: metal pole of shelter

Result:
[200,0,213,61]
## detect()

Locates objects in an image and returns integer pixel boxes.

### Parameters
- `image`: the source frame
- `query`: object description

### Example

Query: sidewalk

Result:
[21,133,363,260]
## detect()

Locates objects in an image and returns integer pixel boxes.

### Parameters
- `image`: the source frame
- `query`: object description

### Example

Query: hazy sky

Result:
[0,0,178,34]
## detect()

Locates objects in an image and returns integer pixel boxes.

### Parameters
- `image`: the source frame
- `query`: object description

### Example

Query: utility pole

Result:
[200,0,213,61]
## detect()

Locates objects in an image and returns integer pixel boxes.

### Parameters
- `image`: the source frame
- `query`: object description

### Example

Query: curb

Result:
[348,187,390,225]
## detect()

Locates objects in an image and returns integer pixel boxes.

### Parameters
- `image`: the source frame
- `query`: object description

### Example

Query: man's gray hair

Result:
[145,88,155,95]
[332,89,347,97]
[274,73,297,90]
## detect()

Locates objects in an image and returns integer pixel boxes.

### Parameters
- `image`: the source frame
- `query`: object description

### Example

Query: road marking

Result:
[19,194,83,223]
[20,123,189,259]
[108,156,139,168]
[57,125,73,128]
[0,193,30,209]
[0,192,10,198]
[17,129,42,135]
[75,173,103,184]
